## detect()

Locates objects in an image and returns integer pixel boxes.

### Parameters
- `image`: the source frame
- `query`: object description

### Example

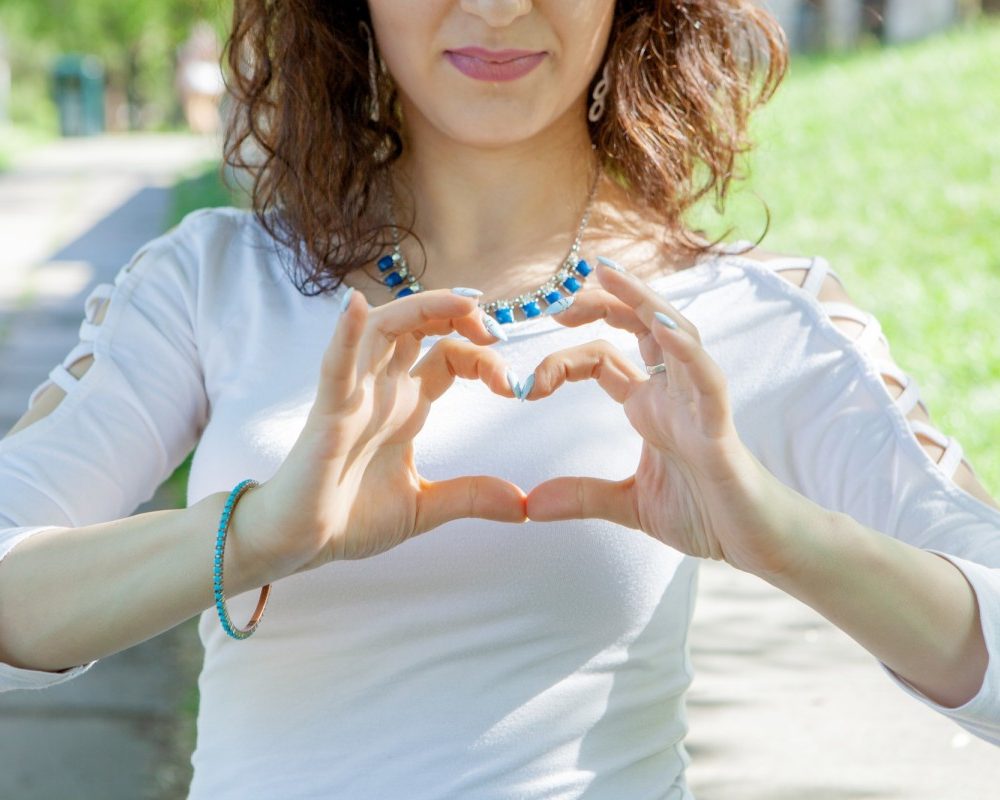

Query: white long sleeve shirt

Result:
[1,207,997,799]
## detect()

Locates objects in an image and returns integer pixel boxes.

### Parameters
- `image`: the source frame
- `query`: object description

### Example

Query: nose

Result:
[459,0,533,27]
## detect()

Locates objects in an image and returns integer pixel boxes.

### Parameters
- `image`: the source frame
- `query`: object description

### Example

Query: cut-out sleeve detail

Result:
[25,280,118,410]
[751,254,843,299]
[819,301,891,354]
[22,244,157,412]
[0,220,209,692]
[908,418,965,480]
[755,254,971,482]
[740,253,1000,745]
[876,358,926,420]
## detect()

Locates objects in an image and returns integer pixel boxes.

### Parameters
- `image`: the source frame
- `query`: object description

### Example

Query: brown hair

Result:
[222,0,789,297]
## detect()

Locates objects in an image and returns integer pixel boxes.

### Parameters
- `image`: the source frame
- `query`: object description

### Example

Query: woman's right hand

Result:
[237,286,527,578]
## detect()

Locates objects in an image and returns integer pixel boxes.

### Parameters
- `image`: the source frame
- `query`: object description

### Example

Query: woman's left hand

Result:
[523,259,797,577]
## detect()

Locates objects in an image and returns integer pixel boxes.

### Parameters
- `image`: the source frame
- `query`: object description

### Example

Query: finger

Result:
[386,331,423,378]
[409,337,521,401]
[593,259,699,341]
[416,474,527,532]
[522,338,647,404]
[542,287,650,336]
[525,475,638,528]
[648,317,734,438]
[315,287,368,411]
[648,314,726,398]
[547,268,693,367]
[358,289,506,376]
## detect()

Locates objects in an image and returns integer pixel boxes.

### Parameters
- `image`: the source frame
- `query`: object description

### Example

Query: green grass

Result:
[0,123,53,172]
[689,15,1000,495]
[167,160,248,228]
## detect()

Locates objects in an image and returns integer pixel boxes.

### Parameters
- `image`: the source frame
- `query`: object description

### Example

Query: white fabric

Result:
[1,208,998,798]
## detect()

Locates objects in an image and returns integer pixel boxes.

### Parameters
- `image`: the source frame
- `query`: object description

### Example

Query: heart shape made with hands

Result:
[324,257,788,573]
[388,258,763,568]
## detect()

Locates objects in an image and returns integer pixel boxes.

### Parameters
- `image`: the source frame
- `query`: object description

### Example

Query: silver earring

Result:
[588,61,611,123]
[359,20,380,122]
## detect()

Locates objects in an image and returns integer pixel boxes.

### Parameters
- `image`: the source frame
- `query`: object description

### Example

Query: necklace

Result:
[373,165,603,325]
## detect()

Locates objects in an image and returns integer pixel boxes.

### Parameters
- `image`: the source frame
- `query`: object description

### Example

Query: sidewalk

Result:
[685,559,1000,798]
[0,133,218,800]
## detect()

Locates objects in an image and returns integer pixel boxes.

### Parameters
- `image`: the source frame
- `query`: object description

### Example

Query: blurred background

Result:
[0,1,997,798]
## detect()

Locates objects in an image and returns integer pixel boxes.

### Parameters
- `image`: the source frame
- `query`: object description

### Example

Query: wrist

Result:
[745,466,847,587]
[192,486,290,593]
[728,450,843,583]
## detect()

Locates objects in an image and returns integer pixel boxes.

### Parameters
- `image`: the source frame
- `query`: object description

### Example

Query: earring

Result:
[359,20,380,122]
[588,61,611,123]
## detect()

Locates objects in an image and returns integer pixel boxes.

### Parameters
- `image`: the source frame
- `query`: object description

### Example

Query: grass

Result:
[0,123,53,172]
[167,160,247,228]
[689,14,1000,495]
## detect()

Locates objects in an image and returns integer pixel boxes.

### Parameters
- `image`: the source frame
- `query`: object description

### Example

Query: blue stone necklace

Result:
[375,167,602,325]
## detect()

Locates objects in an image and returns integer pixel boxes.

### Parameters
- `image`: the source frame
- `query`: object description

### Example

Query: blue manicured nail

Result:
[452,287,484,297]
[597,255,627,273]
[340,286,355,313]
[519,373,535,401]
[654,311,678,330]
[505,366,522,399]
[543,296,575,316]
[481,312,509,342]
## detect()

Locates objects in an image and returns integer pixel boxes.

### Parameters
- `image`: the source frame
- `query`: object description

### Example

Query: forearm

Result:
[752,471,989,709]
[0,489,276,672]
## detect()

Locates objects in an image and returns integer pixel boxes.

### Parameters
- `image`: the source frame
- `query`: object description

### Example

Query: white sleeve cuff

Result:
[0,657,98,692]
[877,549,1000,746]
[0,525,99,692]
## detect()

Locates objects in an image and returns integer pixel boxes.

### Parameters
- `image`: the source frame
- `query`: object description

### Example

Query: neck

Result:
[387,102,608,293]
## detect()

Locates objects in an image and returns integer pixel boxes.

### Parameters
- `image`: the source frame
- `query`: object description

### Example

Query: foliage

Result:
[0,0,231,130]
[689,15,1000,494]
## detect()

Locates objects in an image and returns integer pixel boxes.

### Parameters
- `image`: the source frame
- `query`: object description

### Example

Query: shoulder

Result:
[717,243,877,347]
[722,244,854,304]
[162,205,273,257]
[137,206,293,292]
[725,244,997,510]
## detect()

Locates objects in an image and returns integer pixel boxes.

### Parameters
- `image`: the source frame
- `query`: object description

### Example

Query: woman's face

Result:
[366,0,616,148]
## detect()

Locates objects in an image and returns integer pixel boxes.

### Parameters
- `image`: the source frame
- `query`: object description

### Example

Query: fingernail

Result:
[339,286,354,313]
[481,311,509,342]
[505,366,522,399]
[654,311,678,330]
[452,287,484,297]
[543,295,575,316]
[519,373,535,401]
[597,255,627,274]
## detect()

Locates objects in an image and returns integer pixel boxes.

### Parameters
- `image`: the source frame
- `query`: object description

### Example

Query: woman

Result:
[0,1,997,797]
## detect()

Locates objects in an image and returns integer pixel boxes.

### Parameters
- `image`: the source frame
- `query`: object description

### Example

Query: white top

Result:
[1,207,998,799]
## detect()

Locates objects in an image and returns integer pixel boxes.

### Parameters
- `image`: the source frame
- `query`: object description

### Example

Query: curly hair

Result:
[222,0,789,297]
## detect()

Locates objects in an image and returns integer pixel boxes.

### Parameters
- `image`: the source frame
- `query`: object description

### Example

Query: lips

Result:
[444,47,548,82]
[446,46,546,63]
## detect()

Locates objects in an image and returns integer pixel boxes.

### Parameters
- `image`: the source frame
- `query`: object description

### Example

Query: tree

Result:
[0,0,230,130]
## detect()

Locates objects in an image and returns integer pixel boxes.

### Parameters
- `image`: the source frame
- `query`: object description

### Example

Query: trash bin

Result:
[52,54,105,136]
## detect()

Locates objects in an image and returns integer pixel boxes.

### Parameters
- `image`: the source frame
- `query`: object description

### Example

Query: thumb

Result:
[526,476,638,528]
[415,475,528,533]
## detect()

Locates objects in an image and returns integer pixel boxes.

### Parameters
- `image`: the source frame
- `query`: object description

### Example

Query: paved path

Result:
[0,133,997,799]
[0,133,217,800]
[685,559,999,799]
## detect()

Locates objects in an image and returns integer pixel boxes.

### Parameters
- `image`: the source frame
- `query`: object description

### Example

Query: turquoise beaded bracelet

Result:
[214,478,272,640]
